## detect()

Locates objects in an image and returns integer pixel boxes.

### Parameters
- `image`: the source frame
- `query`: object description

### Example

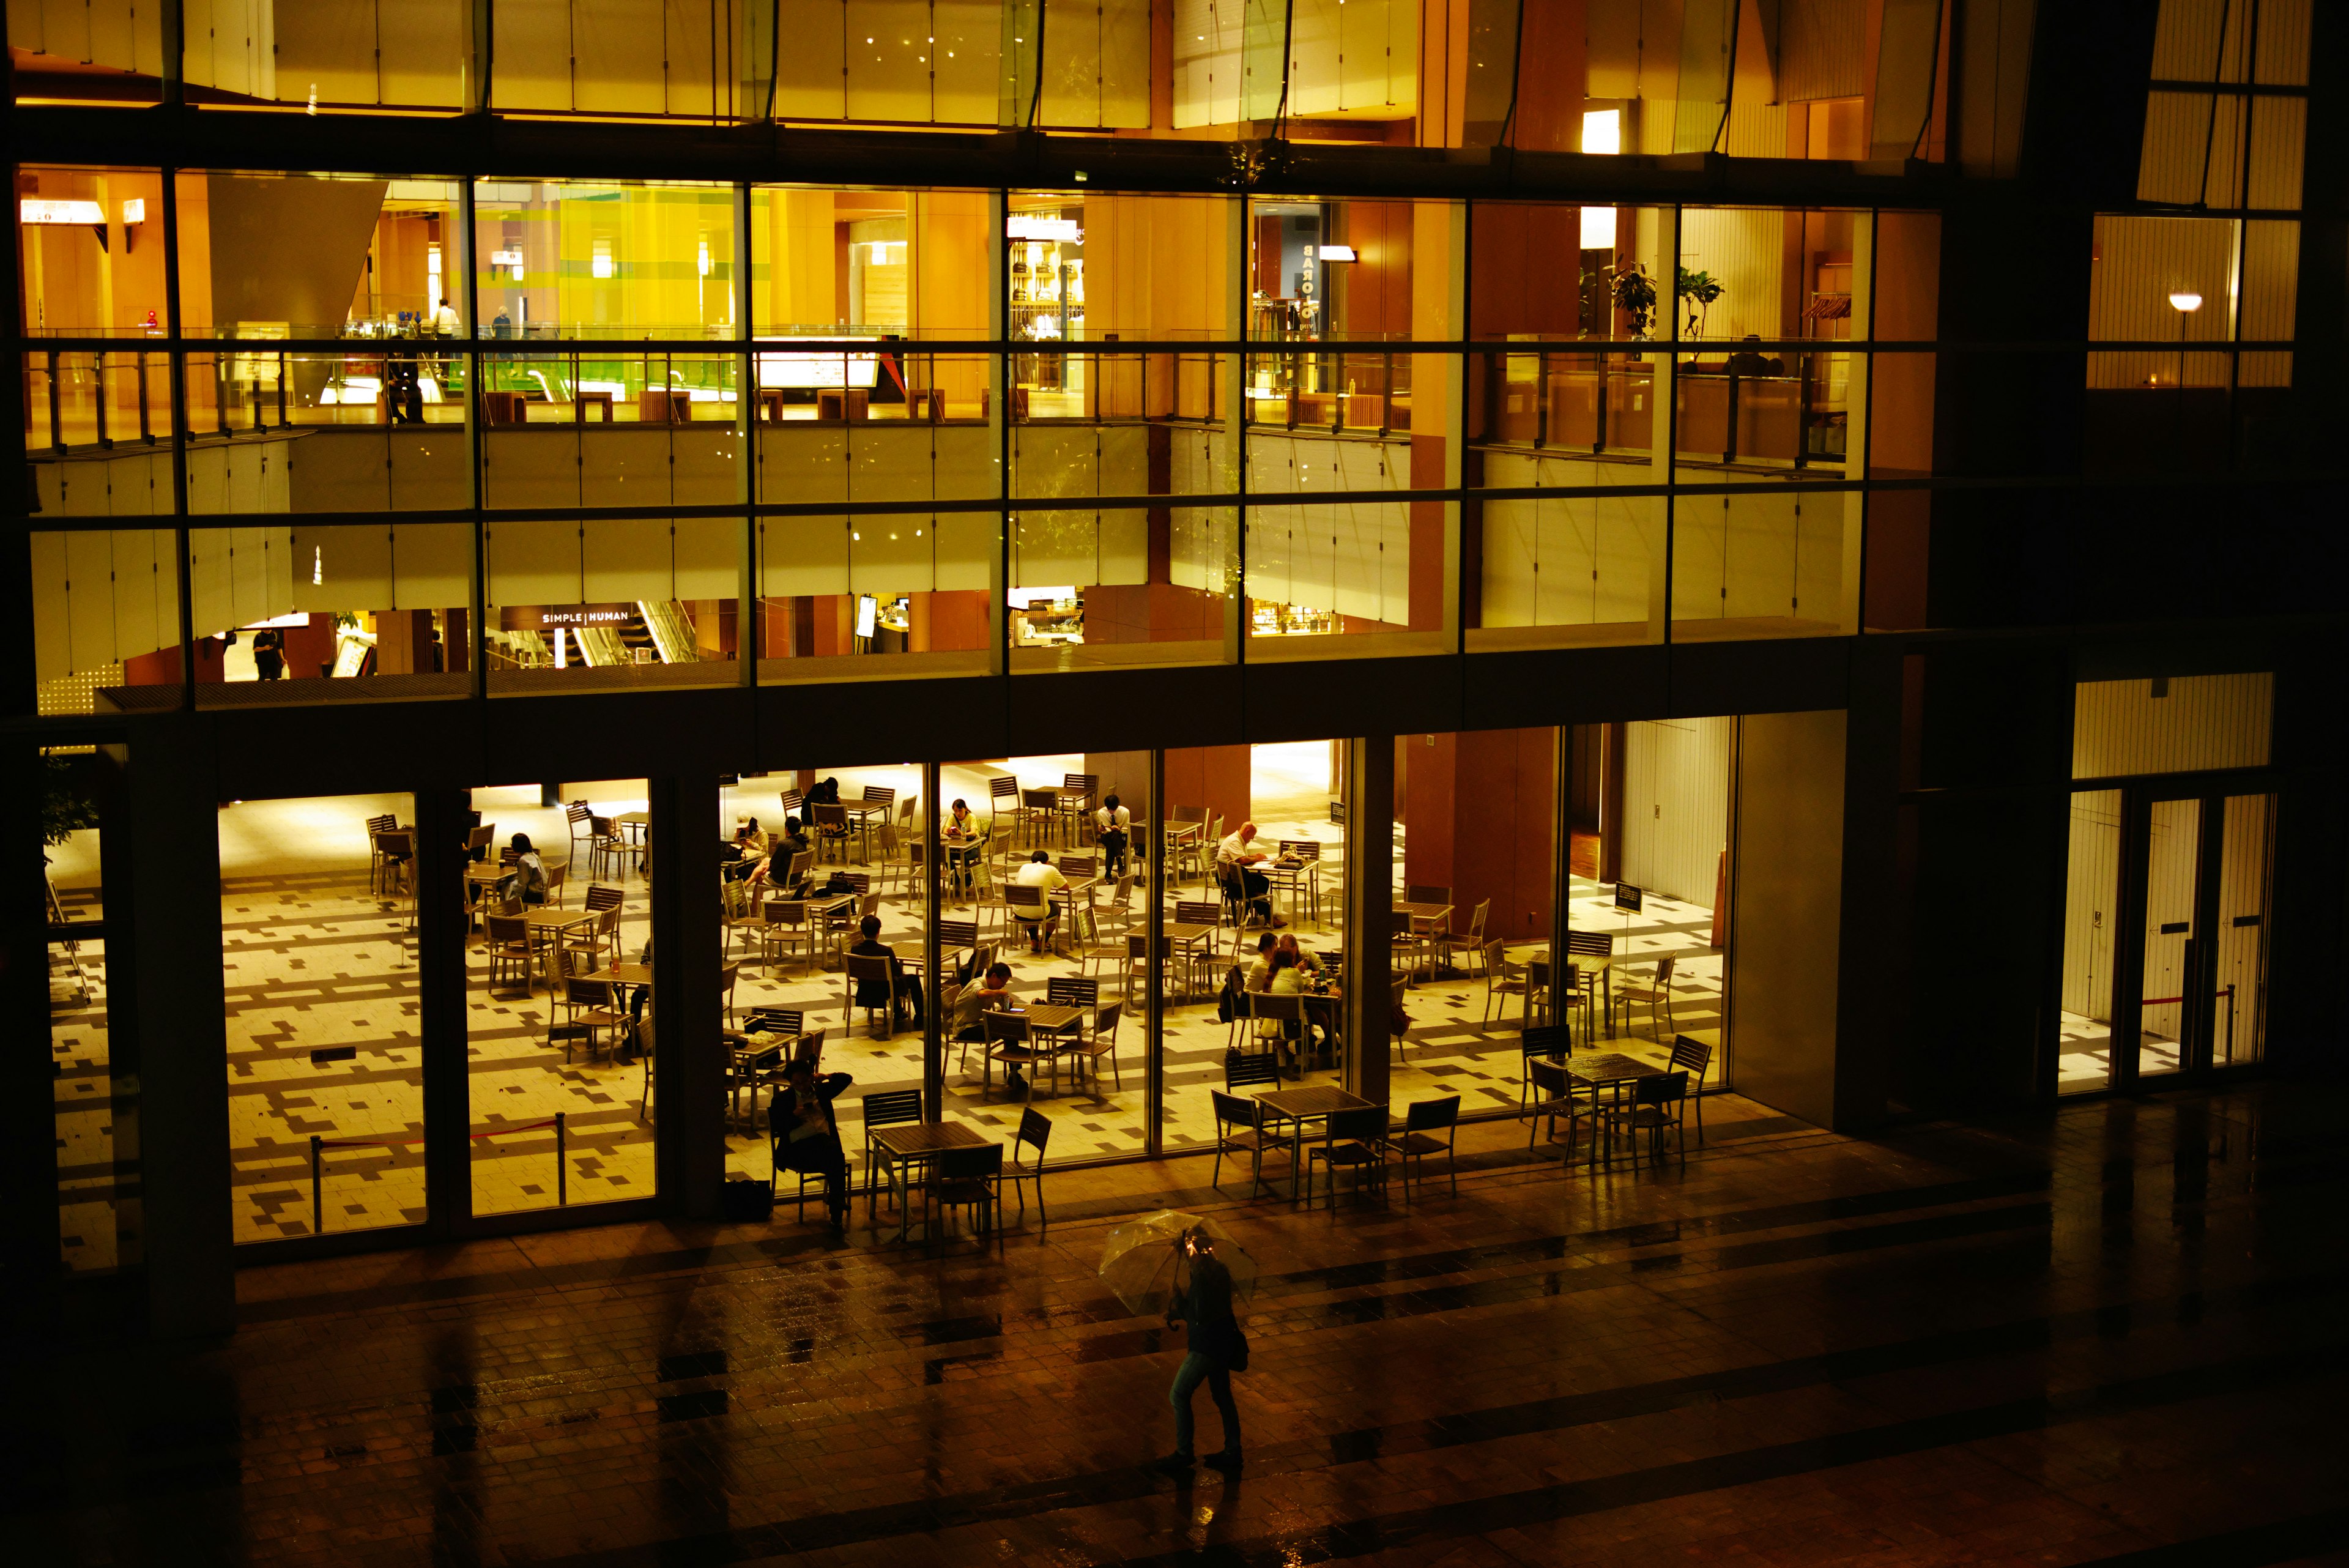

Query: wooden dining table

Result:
[1165,920,1221,1000]
[519,906,596,986]
[867,1121,996,1241]
[612,811,650,871]
[1393,901,1453,980]
[1254,1085,1376,1202]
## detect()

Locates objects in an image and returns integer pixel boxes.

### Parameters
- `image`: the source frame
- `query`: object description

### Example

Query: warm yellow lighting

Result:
[1582,108,1622,156]
[1579,206,1617,249]
[2169,291,2203,312]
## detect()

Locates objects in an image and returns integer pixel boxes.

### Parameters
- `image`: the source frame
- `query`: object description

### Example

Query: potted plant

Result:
[1609,264,1659,340]
[1677,267,1724,338]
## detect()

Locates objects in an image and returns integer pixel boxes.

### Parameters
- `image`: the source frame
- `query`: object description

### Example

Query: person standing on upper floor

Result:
[1096,792,1132,877]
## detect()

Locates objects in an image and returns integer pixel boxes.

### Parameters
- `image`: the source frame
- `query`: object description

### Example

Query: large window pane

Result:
[468,781,656,1217]
[1159,742,1347,1154]
[46,750,122,1273]
[718,765,931,1208]
[1669,489,1856,641]
[1571,719,1733,1082]
[224,792,424,1243]
[476,179,736,340]
[932,756,1149,1161]
[29,524,185,717]
[2059,788,2121,1095]
[486,517,742,694]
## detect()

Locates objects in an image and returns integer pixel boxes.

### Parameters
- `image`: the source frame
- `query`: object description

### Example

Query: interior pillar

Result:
[128,715,234,1337]
[1343,735,1395,1106]
[650,774,724,1217]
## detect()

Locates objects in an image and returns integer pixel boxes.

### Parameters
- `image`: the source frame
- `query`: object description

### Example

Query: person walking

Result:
[1157,1225,1244,1474]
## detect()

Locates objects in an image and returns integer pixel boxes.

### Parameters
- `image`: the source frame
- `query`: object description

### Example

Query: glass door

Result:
[2134,797,2201,1082]
[2211,794,2274,1069]
[2112,787,2275,1089]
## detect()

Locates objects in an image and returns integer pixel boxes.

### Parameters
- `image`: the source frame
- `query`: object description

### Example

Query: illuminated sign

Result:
[755,338,881,390]
[20,198,104,225]
[1008,215,1080,242]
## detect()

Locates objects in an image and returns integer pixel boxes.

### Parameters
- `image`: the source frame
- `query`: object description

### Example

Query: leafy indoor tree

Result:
[1677,267,1725,338]
[42,754,98,861]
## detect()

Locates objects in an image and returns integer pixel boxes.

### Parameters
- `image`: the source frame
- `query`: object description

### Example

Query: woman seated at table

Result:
[722,817,769,881]
[1009,850,1067,954]
[500,833,547,906]
[770,1057,853,1232]
[1256,948,1310,1077]
[744,817,814,893]
[1244,932,1278,991]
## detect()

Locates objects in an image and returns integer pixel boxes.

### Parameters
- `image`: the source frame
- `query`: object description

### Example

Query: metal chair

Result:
[1209,1090,1292,1197]
[1307,1105,1390,1206]
[925,1144,1003,1239]
[1607,1071,1690,1164]
[551,976,626,1064]
[1523,1058,1589,1160]
[1077,1000,1125,1094]
[860,1087,924,1217]
[1386,1095,1461,1199]
[1222,1049,1281,1093]
[1671,1033,1717,1142]
[1003,1108,1052,1224]
[1518,1024,1572,1112]
[1611,953,1680,1041]
[844,952,897,1037]
[982,1009,1047,1099]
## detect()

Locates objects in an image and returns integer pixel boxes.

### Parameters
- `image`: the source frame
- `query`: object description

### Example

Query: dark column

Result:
[1145,749,1166,1154]
[128,715,234,1337]
[0,745,59,1331]
[414,789,472,1233]
[1343,735,1394,1107]
[1831,641,1907,1130]
[921,761,943,1121]
[650,775,724,1217]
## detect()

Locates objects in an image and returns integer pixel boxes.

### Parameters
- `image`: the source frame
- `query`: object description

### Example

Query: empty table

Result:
[1254,1085,1376,1202]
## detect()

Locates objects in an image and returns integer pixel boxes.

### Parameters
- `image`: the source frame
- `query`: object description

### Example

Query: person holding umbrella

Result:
[1158,1224,1244,1474]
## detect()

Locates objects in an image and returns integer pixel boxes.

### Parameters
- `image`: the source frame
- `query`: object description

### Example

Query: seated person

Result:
[500,833,547,906]
[722,817,768,880]
[847,913,923,1028]
[769,1057,853,1230]
[1724,333,1784,377]
[1274,932,1322,975]
[1009,850,1068,954]
[943,797,985,894]
[1257,948,1311,1076]
[745,817,814,892]
[1215,821,1282,927]
[1245,931,1278,992]
[948,962,1028,1094]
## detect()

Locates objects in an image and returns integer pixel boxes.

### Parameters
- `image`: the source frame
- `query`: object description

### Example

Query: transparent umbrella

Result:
[1097,1211,1260,1317]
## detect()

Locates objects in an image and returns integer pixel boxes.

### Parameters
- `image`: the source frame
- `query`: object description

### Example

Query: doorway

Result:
[2091,786,2274,1091]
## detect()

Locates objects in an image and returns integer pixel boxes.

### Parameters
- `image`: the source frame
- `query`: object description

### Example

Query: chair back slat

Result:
[1327,1105,1386,1143]
[1404,1096,1460,1131]
[1565,930,1614,956]
[1669,1035,1715,1076]
[863,785,896,804]
[1222,1050,1280,1090]
[1017,1107,1052,1155]
[861,1088,923,1128]
[1530,1059,1570,1097]
[1046,976,1099,1008]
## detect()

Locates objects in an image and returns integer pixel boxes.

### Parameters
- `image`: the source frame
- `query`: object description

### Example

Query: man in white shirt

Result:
[1009,850,1068,953]
[431,296,461,337]
[1095,792,1132,877]
[1217,821,1281,927]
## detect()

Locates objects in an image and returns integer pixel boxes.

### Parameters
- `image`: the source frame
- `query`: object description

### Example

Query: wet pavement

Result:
[13,1080,2349,1566]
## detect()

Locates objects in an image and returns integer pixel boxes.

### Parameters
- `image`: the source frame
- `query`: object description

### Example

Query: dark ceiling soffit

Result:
[11,108,1953,206]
